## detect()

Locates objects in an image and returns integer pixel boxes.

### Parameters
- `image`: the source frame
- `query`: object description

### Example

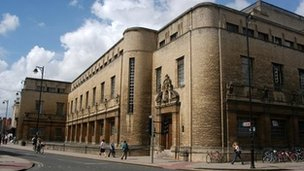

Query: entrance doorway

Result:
[161,114,172,149]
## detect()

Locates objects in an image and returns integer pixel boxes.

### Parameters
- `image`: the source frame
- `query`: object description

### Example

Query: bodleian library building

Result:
[15,1,304,161]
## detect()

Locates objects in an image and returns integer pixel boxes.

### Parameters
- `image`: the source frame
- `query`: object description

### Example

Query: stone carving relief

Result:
[155,74,179,105]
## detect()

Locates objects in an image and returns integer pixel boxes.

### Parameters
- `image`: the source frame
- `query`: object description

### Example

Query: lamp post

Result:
[246,14,255,169]
[33,66,44,136]
[2,100,9,136]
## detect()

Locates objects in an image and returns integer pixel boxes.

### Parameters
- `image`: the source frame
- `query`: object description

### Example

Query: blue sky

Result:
[0,0,303,117]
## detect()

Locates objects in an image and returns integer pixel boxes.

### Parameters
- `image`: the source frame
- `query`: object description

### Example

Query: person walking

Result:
[99,139,106,157]
[108,142,115,158]
[120,140,129,160]
[231,142,244,165]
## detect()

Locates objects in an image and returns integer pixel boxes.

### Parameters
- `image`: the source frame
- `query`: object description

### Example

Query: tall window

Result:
[111,76,116,98]
[177,57,184,87]
[80,95,83,110]
[156,67,162,93]
[299,69,304,89]
[100,82,105,102]
[56,102,64,115]
[36,100,44,114]
[241,56,253,86]
[271,119,286,139]
[273,63,283,90]
[85,91,89,108]
[299,121,304,142]
[70,100,73,114]
[128,58,135,113]
[92,87,96,105]
[75,98,78,112]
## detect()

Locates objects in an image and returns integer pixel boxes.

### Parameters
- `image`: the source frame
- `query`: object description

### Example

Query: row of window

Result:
[227,22,304,52]
[241,56,304,91]
[72,50,123,91]
[34,100,65,115]
[237,117,304,139]
[36,86,66,94]
[159,32,179,48]
[70,76,116,114]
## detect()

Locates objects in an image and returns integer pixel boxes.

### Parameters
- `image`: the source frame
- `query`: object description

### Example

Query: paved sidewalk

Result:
[2,143,304,170]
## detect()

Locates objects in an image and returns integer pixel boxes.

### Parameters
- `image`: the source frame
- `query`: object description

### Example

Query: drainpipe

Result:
[189,10,193,162]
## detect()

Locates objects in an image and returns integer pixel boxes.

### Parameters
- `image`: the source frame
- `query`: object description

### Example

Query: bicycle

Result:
[206,151,223,163]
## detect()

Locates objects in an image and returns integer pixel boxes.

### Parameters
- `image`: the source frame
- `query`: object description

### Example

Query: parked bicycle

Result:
[206,151,223,163]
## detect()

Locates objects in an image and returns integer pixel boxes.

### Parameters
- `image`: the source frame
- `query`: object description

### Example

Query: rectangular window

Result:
[297,43,304,51]
[237,117,256,137]
[271,119,286,139]
[170,32,178,41]
[58,88,65,93]
[258,32,269,41]
[272,36,282,45]
[285,40,294,48]
[55,128,63,141]
[111,76,116,98]
[241,56,253,86]
[92,87,96,105]
[110,118,115,135]
[128,58,135,113]
[47,87,57,93]
[156,67,162,93]
[85,91,89,108]
[75,98,78,112]
[299,69,304,89]
[272,63,283,90]
[226,22,239,33]
[100,120,104,136]
[70,100,73,114]
[100,82,105,102]
[243,27,254,37]
[56,102,64,115]
[80,95,83,110]
[177,57,185,87]
[159,40,165,47]
[35,100,44,114]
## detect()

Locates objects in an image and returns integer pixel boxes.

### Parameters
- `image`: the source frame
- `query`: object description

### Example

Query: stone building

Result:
[16,77,71,141]
[66,1,304,161]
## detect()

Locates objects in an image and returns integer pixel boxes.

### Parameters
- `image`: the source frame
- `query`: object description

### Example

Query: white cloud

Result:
[296,0,304,16]
[0,46,56,117]
[0,60,8,72]
[38,22,45,27]
[0,0,219,115]
[226,0,251,10]
[69,0,78,6]
[0,13,19,35]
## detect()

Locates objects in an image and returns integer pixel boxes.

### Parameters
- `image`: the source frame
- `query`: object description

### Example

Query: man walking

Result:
[120,140,129,160]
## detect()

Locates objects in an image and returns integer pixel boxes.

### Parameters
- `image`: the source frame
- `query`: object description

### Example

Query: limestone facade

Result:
[16,77,71,141]
[64,1,304,161]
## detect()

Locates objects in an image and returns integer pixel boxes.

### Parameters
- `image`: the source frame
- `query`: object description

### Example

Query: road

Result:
[0,147,174,171]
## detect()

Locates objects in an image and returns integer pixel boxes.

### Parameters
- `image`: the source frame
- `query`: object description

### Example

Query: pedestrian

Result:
[120,140,129,160]
[99,139,106,157]
[231,142,244,165]
[108,142,115,158]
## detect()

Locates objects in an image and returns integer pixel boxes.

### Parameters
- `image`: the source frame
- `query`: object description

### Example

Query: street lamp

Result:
[2,100,9,136]
[246,14,255,169]
[33,66,44,136]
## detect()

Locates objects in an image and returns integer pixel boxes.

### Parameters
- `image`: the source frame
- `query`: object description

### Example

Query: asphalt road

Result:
[0,147,173,171]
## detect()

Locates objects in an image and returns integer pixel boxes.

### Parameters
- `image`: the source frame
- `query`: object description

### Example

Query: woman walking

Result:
[231,142,244,165]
